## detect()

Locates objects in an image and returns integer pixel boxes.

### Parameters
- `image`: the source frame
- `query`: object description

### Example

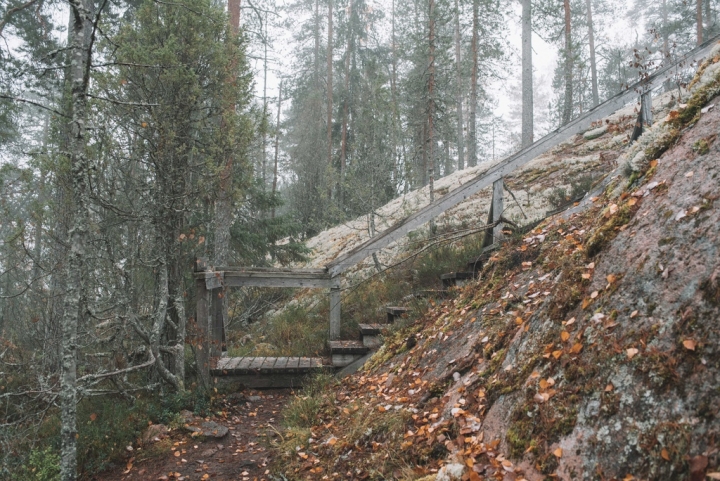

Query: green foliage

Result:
[144,389,211,424]
[16,448,60,481]
[545,173,597,209]
[75,397,148,475]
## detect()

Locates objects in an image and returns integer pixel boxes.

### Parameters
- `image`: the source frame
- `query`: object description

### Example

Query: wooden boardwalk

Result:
[211,356,328,388]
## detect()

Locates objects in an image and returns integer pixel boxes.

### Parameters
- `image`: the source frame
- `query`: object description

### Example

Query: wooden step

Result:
[386,306,410,323]
[211,356,325,376]
[211,356,329,388]
[329,340,369,355]
[329,340,370,368]
[358,323,385,336]
[358,323,385,349]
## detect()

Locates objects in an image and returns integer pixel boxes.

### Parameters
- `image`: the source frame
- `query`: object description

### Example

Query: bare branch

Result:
[0,0,40,37]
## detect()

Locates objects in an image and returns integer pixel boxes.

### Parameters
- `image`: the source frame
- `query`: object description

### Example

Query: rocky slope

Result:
[272,45,720,480]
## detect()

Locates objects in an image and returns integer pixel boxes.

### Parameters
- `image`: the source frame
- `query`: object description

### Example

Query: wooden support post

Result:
[329,285,341,341]
[194,259,211,390]
[210,288,224,358]
[492,178,504,242]
[641,90,653,127]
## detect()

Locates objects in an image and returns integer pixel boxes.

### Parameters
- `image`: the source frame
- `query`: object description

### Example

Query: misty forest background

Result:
[0,0,717,478]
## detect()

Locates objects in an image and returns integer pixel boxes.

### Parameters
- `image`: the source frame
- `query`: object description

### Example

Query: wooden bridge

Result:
[194,37,720,388]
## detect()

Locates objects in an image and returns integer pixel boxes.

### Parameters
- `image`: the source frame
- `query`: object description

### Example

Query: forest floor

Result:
[98,390,291,481]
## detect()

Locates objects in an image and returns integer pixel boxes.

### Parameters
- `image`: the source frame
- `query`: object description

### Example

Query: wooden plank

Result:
[236,357,253,370]
[261,357,278,371]
[222,277,335,289]
[195,268,337,290]
[325,36,720,278]
[299,357,312,370]
[226,357,244,371]
[249,357,265,370]
[216,357,231,370]
[286,357,301,370]
[274,357,288,370]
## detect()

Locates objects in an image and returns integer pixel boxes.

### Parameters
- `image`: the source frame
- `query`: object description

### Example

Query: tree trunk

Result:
[521,0,533,147]
[562,0,573,126]
[468,0,478,167]
[213,0,242,343]
[586,0,599,107]
[229,0,241,27]
[327,0,333,188]
[262,11,269,187]
[662,0,669,61]
[272,80,282,219]
[61,1,94,478]
[391,0,400,189]
[706,0,712,36]
[340,0,352,201]
[315,0,320,87]
[697,0,704,45]
[428,0,435,201]
[454,0,464,170]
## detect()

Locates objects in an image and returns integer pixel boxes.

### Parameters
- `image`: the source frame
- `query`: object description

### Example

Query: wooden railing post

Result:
[210,287,225,359]
[641,90,653,127]
[194,258,211,390]
[492,178,504,242]
[329,278,341,341]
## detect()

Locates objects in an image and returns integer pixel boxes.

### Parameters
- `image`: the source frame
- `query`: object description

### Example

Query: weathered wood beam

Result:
[194,275,211,390]
[492,178,504,242]
[329,287,341,341]
[326,35,720,278]
[194,268,338,289]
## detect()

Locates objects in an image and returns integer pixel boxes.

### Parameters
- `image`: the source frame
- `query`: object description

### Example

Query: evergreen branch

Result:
[0,0,40,37]
[86,93,159,107]
[0,94,68,118]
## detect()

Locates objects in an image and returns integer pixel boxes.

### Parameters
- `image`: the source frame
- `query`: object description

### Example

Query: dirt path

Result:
[97,390,291,481]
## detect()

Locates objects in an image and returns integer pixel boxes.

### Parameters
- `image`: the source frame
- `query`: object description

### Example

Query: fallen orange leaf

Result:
[606,274,617,284]
[553,447,563,458]
[561,331,570,342]
[661,448,670,461]
[626,348,639,359]
[552,350,562,360]
[682,339,697,351]
[570,343,583,354]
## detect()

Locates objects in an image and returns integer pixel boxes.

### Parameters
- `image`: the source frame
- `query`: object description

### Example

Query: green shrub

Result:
[16,447,60,481]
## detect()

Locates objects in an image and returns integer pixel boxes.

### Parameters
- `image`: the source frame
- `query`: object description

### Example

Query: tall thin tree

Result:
[468,0,478,167]
[521,0,533,147]
[61,0,96,478]
[428,0,436,199]
[697,0,704,45]
[586,0,599,107]
[454,0,464,169]
[327,0,333,192]
[561,0,573,125]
